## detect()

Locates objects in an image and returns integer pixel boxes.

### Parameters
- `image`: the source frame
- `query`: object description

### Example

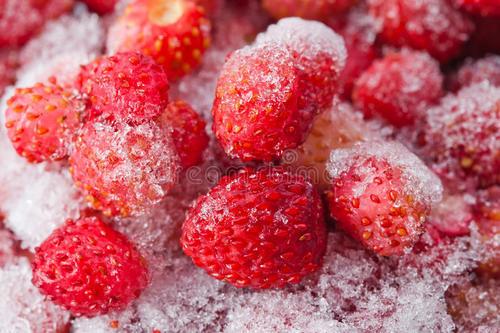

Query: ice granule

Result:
[327,140,444,206]
[71,307,139,333]
[16,4,105,87]
[0,132,85,250]
[0,257,70,332]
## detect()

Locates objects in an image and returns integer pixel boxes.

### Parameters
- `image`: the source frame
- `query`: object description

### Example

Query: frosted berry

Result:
[160,99,208,170]
[327,141,443,256]
[453,0,500,17]
[77,52,170,123]
[212,46,303,162]
[32,217,149,317]
[181,167,327,289]
[256,18,347,114]
[5,81,86,163]
[69,120,180,217]
[353,49,444,127]
[420,82,500,188]
[368,0,474,62]
[449,55,500,91]
[107,0,211,80]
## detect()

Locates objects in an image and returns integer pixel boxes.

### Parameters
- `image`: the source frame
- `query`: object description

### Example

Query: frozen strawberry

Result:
[181,166,327,289]
[329,5,379,100]
[160,99,208,169]
[419,82,500,188]
[107,0,211,81]
[256,18,347,114]
[473,186,500,278]
[353,49,444,127]
[77,52,170,124]
[368,0,474,63]
[4,81,86,163]
[453,0,500,17]
[327,141,443,256]
[449,55,500,91]
[287,102,375,190]
[69,120,180,217]
[261,0,358,20]
[32,217,149,317]
[0,0,73,47]
[212,46,303,162]
[194,0,222,16]
[80,0,118,14]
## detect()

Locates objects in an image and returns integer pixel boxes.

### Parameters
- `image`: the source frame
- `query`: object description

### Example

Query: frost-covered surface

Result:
[0,1,497,332]
[0,257,70,332]
[327,141,444,206]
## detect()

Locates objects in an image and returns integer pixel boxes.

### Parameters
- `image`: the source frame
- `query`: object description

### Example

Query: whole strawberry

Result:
[107,0,211,81]
[327,141,443,256]
[181,167,327,289]
[353,49,444,127]
[69,120,180,217]
[5,81,86,163]
[77,52,169,123]
[212,46,303,162]
[32,217,149,317]
[368,0,474,63]
[160,99,208,170]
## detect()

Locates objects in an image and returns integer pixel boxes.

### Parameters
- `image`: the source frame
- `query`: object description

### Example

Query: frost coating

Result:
[328,141,443,205]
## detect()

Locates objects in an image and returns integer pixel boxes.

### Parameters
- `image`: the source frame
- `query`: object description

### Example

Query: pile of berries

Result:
[0,0,499,330]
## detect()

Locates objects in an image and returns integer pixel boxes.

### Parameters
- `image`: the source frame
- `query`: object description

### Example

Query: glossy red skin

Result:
[4,82,86,163]
[212,46,309,162]
[262,0,358,20]
[181,167,327,289]
[327,158,429,256]
[368,0,474,63]
[77,52,170,123]
[107,0,211,80]
[81,0,118,14]
[353,50,443,127]
[160,99,209,170]
[454,0,500,17]
[69,120,180,217]
[0,0,73,47]
[32,217,149,318]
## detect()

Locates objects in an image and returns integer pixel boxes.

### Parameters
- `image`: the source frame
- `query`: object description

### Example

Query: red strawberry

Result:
[368,0,474,63]
[160,99,208,169]
[77,52,170,123]
[353,49,444,127]
[427,191,474,237]
[0,0,73,47]
[419,82,500,188]
[194,0,222,16]
[0,49,19,96]
[181,166,327,289]
[69,120,180,217]
[4,81,86,163]
[256,18,347,114]
[261,0,359,20]
[449,55,500,92]
[32,217,149,317]
[107,0,211,81]
[453,0,500,17]
[212,46,303,162]
[81,0,118,14]
[327,141,443,256]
